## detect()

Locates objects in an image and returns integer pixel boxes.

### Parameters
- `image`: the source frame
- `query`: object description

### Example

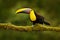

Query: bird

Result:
[16,8,50,27]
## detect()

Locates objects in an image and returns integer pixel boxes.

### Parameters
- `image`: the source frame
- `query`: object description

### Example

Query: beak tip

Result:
[16,11,19,14]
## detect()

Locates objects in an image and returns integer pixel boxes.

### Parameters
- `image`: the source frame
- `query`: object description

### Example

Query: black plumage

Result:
[31,11,50,25]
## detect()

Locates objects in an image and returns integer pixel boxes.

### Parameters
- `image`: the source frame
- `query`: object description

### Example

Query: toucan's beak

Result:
[16,8,31,14]
[16,8,25,13]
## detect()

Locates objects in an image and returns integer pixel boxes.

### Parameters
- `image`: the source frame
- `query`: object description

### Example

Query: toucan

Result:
[16,8,50,26]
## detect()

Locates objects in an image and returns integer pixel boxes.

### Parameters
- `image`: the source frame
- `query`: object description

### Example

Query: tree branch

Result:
[0,23,60,32]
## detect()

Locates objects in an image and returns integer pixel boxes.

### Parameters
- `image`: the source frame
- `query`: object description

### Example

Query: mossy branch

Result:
[0,23,60,32]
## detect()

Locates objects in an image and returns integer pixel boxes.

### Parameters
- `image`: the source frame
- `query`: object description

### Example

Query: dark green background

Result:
[0,0,60,40]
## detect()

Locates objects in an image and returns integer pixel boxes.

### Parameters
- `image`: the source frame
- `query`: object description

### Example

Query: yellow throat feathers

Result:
[30,10,36,21]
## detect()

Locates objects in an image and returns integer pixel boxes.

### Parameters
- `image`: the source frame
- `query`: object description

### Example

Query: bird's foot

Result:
[32,25,35,27]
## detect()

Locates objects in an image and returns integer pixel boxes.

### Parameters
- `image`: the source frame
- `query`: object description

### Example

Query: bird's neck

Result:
[34,11,41,18]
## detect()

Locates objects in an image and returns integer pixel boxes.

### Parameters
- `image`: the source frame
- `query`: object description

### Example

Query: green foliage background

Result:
[0,0,60,40]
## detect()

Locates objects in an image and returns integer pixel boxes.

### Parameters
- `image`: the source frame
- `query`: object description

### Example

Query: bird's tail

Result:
[44,21,50,25]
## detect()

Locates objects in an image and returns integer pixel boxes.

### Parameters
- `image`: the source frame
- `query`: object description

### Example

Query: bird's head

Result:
[16,8,36,21]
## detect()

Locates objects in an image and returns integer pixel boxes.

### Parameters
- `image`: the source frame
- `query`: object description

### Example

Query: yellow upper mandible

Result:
[16,8,31,13]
